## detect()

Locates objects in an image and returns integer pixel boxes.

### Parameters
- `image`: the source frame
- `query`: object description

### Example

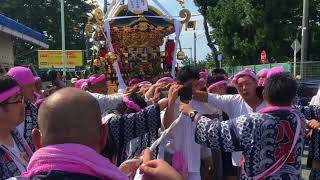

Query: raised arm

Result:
[194,115,248,152]
[90,92,126,115]
[163,85,182,129]
[193,90,237,116]
[207,94,238,116]
[108,103,162,146]
[179,103,253,152]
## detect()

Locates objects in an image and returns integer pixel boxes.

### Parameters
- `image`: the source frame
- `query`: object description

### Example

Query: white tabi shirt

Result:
[207,94,266,166]
[159,99,222,175]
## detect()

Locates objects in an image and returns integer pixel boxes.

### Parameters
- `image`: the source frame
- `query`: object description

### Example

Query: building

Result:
[0,14,49,73]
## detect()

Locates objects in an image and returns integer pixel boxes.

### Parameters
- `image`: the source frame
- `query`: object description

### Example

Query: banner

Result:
[128,0,148,13]
[38,50,83,69]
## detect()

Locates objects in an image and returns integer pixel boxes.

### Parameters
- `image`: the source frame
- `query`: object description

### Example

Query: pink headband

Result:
[35,77,41,82]
[0,86,21,103]
[129,78,142,87]
[199,70,209,79]
[75,79,88,89]
[80,82,89,90]
[138,81,152,87]
[266,66,284,79]
[231,68,257,85]
[156,77,174,84]
[123,96,141,112]
[257,68,269,77]
[89,74,106,85]
[207,80,227,92]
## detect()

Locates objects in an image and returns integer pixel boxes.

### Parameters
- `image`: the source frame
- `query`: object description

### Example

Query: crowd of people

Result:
[1,65,320,180]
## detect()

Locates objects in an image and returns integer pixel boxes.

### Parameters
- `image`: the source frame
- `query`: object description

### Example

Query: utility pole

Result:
[301,0,309,79]
[190,47,192,62]
[60,0,67,86]
[85,37,89,69]
[194,32,197,65]
[104,0,108,14]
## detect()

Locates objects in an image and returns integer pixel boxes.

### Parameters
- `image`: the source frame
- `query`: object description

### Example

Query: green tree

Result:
[308,0,320,61]
[181,56,194,66]
[194,0,220,68]
[194,0,320,66]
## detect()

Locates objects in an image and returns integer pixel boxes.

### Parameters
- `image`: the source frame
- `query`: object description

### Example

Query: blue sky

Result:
[97,0,211,61]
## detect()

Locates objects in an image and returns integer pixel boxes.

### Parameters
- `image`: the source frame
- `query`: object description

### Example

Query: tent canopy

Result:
[0,14,49,49]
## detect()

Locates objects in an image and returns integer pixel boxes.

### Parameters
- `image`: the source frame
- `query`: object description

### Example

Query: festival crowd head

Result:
[75,79,89,90]
[117,92,147,114]
[129,77,143,87]
[176,66,200,87]
[156,77,174,85]
[7,66,37,103]
[231,68,258,101]
[263,72,297,106]
[0,75,25,128]
[266,66,285,79]
[257,68,269,86]
[195,70,209,91]
[207,75,228,95]
[34,77,42,92]
[88,74,108,95]
[34,88,104,151]
[212,68,228,79]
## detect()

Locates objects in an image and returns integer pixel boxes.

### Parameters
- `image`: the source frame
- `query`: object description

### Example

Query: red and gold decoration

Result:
[85,0,191,85]
[164,40,175,68]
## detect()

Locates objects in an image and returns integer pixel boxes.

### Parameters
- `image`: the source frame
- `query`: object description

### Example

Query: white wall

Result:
[0,32,14,71]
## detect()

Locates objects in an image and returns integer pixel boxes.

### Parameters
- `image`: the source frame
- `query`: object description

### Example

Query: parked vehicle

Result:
[297,80,320,106]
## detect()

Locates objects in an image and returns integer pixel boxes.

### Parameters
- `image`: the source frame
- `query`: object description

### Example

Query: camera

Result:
[178,86,193,102]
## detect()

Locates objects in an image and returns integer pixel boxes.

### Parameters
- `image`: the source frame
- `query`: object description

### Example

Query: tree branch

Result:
[201,6,219,68]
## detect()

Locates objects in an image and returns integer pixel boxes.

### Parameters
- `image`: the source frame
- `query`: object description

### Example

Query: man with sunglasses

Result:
[0,75,33,179]
[7,66,39,151]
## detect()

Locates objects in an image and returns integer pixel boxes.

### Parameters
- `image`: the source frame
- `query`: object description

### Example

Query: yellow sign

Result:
[38,50,83,69]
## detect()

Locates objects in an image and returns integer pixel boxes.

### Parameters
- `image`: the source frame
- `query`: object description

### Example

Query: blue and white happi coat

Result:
[0,130,32,179]
[23,102,38,152]
[297,105,320,179]
[195,109,306,180]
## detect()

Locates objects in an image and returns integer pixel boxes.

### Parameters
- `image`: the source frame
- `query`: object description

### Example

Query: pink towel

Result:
[172,151,188,178]
[22,144,128,180]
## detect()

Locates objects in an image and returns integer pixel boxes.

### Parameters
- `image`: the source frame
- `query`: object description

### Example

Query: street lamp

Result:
[300,0,309,79]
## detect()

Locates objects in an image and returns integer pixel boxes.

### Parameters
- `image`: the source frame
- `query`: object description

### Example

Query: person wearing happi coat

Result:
[181,72,305,179]
[206,75,238,180]
[7,67,39,152]
[0,76,33,179]
[161,67,221,180]
[8,88,183,180]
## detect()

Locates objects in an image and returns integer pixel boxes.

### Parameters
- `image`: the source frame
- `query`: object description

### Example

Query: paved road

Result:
[302,146,311,179]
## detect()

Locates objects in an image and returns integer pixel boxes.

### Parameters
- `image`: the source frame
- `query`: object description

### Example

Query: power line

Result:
[172,14,202,17]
